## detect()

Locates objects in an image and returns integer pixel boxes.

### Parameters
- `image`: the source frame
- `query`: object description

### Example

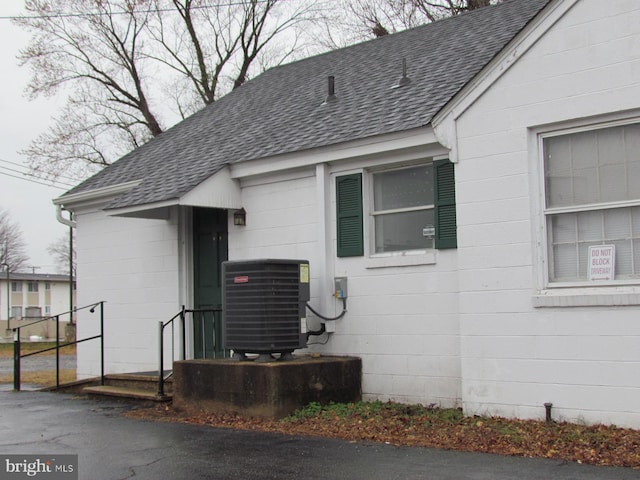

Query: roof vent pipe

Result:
[322,75,337,105]
[392,58,411,89]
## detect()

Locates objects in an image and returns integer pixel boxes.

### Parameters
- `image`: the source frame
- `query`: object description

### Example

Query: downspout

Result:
[55,205,76,332]
[56,205,77,228]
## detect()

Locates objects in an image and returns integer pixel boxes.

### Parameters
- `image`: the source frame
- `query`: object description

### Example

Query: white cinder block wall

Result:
[326,164,461,408]
[75,206,181,377]
[229,171,321,272]
[326,252,461,407]
[230,158,462,408]
[455,0,640,427]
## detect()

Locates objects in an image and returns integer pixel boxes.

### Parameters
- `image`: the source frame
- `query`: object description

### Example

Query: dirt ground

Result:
[126,401,640,469]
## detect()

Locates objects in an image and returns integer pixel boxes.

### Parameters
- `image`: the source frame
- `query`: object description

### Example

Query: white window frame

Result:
[10,306,22,320]
[367,162,437,263]
[532,114,640,307]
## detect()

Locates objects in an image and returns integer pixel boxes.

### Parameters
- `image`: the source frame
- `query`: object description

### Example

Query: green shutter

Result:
[336,173,364,257]
[434,159,457,249]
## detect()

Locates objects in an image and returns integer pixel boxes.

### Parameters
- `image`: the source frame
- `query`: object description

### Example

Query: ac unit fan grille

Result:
[222,260,309,353]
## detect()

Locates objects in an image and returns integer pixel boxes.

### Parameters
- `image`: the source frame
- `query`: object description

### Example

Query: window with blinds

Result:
[544,122,640,282]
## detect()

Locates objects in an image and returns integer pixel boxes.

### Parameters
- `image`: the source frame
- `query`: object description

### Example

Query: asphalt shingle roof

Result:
[64,0,551,210]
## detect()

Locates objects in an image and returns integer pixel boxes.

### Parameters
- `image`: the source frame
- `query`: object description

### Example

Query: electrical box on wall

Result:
[334,277,348,299]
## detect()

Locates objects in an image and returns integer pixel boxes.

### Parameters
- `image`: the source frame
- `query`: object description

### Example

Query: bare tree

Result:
[146,0,315,114]
[16,0,162,178]
[15,0,321,179]
[16,0,495,179]
[339,0,499,40]
[47,233,76,277]
[0,209,30,272]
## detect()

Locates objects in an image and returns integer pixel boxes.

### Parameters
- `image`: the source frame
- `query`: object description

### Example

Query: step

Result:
[83,385,171,402]
[103,373,173,395]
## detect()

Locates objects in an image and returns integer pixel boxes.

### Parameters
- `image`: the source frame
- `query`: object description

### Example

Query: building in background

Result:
[0,272,75,340]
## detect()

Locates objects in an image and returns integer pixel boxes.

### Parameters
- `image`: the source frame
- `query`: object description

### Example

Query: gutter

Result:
[52,180,143,225]
[56,205,76,228]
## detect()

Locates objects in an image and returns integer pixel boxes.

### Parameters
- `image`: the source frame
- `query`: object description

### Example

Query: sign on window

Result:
[588,245,615,281]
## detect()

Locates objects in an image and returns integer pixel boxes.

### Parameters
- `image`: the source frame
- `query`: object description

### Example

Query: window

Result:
[10,306,22,320]
[27,281,39,292]
[335,160,456,257]
[25,306,42,318]
[372,165,435,253]
[544,122,640,283]
[45,282,51,290]
[11,282,21,292]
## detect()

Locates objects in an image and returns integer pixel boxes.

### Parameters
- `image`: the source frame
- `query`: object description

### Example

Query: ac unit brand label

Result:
[233,276,249,284]
[299,264,309,284]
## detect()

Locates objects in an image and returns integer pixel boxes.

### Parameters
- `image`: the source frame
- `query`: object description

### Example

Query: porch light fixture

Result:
[233,208,246,226]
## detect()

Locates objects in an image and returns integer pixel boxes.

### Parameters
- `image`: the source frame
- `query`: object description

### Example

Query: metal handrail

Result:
[157,306,223,396]
[12,301,105,391]
[158,306,186,396]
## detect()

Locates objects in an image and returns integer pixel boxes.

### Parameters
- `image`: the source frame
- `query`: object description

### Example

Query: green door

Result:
[193,208,228,358]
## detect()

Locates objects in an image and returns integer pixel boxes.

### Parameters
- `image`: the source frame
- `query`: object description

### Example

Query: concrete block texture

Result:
[173,355,362,418]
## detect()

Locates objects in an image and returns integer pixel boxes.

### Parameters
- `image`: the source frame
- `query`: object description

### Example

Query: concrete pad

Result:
[173,355,361,418]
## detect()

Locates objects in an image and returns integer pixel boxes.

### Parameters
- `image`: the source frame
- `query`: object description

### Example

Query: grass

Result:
[0,341,77,387]
[0,369,77,387]
[0,342,76,358]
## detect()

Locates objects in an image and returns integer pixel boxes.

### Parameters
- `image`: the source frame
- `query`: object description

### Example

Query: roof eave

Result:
[105,166,242,219]
[104,199,178,219]
[53,180,142,209]
[432,0,574,162]
[231,126,441,180]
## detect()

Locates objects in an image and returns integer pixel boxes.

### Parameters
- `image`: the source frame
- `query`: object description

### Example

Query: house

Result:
[53,0,640,428]
[0,272,76,339]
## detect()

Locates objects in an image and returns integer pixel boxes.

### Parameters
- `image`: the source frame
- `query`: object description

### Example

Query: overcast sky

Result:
[0,1,72,273]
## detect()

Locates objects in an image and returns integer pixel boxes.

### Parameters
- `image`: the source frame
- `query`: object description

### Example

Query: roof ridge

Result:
[260,0,525,77]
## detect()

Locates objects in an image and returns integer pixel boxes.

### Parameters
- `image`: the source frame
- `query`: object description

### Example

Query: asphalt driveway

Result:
[0,391,638,480]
